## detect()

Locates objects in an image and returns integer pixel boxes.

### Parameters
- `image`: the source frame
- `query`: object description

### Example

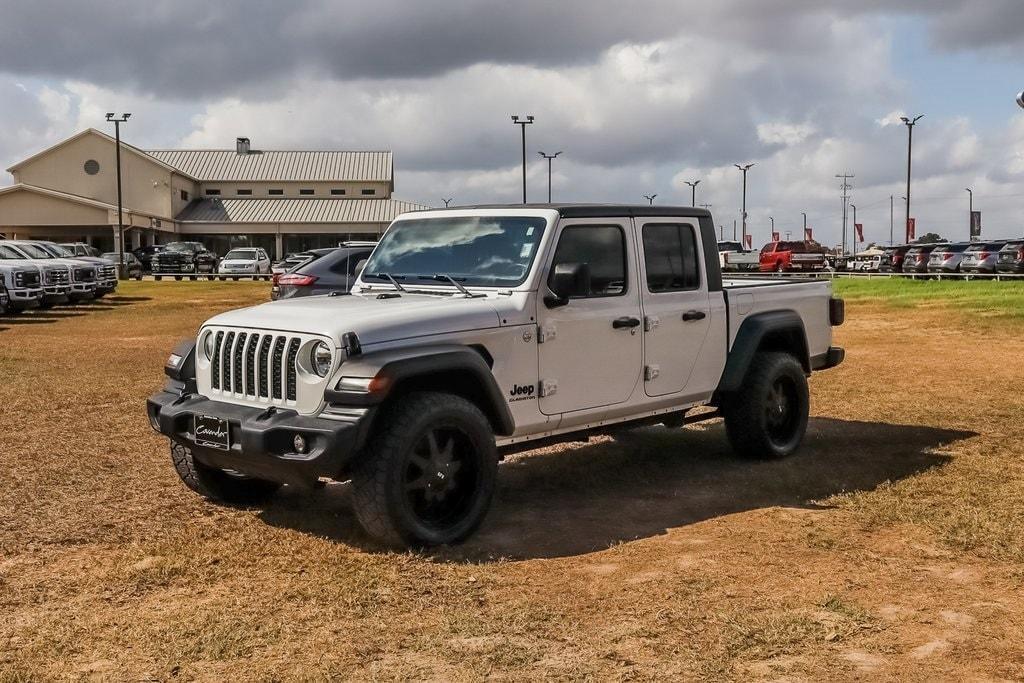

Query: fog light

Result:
[293,434,307,454]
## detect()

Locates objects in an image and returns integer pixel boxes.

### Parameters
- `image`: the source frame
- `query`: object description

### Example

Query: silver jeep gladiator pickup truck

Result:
[148,205,844,548]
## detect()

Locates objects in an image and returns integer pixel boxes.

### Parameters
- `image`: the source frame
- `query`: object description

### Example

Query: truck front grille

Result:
[100,264,116,279]
[208,328,303,403]
[45,269,70,285]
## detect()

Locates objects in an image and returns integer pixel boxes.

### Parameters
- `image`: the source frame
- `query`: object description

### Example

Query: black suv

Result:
[271,243,376,300]
[133,245,165,273]
[996,239,1024,274]
[152,242,218,280]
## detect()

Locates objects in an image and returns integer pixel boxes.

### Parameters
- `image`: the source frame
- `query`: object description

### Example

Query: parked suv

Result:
[902,243,940,274]
[927,242,971,274]
[272,243,377,300]
[149,205,845,548]
[133,245,165,273]
[152,242,219,280]
[960,241,1007,274]
[759,240,827,272]
[996,239,1024,274]
[879,245,910,273]
[102,252,144,280]
[218,248,272,278]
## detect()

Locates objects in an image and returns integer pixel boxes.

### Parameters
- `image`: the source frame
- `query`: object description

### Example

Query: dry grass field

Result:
[1,279,1023,681]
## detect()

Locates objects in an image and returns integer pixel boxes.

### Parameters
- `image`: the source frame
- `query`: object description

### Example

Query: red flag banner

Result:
[804,227,813,241]
[771,231,780,242]
[854,223,864,242]
[744,234,752,249]
[907,217,916,242]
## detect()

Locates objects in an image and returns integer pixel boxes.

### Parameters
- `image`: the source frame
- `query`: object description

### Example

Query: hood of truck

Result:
[204,291,510,346]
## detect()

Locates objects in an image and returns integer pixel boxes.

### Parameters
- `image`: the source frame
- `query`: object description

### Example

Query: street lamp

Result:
[965,187,973,240]
[442,197,454,208]
[685,179,701,206]
[769,215,775,237]
[511,115,534,204]
[801,212,807,234]
[538,151,562,203]
[850,203,857,253]
[900,114,923,243]
[106,112,131,279]
[643,194,657,205]
[734,163,754,247]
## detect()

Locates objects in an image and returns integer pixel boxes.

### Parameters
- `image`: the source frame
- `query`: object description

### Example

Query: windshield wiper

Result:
[374,272,406,292]
[418,274,483,298]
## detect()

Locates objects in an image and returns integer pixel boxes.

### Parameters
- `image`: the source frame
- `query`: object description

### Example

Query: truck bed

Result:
[721,277,835,360]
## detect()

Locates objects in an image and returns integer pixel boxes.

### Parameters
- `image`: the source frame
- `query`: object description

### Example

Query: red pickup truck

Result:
[760,241,827,272]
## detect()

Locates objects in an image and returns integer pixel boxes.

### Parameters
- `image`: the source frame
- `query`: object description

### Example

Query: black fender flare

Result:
[325,347,515,436]
[716,310,810,395]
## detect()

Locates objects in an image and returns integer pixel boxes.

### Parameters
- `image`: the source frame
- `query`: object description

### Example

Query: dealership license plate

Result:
[194,414,230,450]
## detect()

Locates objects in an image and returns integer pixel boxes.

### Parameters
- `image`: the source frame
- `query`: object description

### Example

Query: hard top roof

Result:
[441,203,712,219]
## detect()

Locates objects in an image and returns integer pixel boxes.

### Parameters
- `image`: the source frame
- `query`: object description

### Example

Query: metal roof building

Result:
[0,130,428,258]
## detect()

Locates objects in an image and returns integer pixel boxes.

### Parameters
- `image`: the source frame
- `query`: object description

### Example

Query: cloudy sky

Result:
[1,0,1023,246]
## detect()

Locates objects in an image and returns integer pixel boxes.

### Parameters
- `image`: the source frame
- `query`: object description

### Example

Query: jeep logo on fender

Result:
[508,383,536,402]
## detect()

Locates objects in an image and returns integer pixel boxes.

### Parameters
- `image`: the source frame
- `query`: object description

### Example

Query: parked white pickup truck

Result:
[718,240,760,271]
[148,205,844,548]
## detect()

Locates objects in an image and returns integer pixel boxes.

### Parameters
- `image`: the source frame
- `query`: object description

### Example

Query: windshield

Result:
[13,243,52,258]
[362,216,547,287]
[44,243,75,257]
[0,245,26,259]
[166,243,197,252]
[224,249,257,260]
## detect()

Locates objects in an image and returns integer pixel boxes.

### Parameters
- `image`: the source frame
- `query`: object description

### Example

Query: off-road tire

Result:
[170,442,281,505]
[174,276,182,281]
[351,391,498,548]
[154,275,162,281]
[722,351,808,459]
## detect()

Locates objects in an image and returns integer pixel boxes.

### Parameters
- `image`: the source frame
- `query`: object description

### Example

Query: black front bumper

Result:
[147,383,374,488]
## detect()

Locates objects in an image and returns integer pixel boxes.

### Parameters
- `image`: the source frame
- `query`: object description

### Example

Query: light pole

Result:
[643,194,657,205]
[965,187,973,240]
[850,204,857,254]
[890,195,894,246]
[511,115,534,204]
[734,163,754,248]
[769,215,774,237]
[900,114,923,243]
[685,179,701,206]
[106,112,131,279]
[442,197,453,208]
[538,151,561,203]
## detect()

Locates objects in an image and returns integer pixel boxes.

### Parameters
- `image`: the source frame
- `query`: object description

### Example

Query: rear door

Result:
[537,219,643,415]
[637,219,711,396]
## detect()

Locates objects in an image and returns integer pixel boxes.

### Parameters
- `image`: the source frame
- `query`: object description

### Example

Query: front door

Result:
[637,219,711,396]
[537,219,643,415]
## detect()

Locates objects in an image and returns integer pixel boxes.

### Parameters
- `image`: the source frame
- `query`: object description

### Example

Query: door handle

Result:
[612,316,641,329]
[682,310,707,322]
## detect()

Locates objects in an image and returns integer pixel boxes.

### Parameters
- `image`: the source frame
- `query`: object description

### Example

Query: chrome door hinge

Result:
[539,379,558,397]
[537,324,556,343]
[644,315,660,332]
[644,365,660,381]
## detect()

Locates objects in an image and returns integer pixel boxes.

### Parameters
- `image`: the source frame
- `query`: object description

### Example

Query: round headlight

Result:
[311,341,332,377]
[204,332,216,360]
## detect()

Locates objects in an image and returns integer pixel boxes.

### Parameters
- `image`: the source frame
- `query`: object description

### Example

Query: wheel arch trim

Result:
[716,310,810,395]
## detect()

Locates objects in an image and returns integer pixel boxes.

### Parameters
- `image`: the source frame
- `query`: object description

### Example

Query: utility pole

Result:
[732,219,737,240]
[850,203,857,254]
[106,112,131,279]
[511,115,534,204]
[643,194,657,205]
[538,151,561,203]
[734,163,754,247]
[900,114,923,242]
[889,195,894,245]
[442,197,453,207]
[835,172,854,255]
[685,179,701,206]
[965,187,973,240]
[801,212,807,232]
[718,224,724,240]
[769,216,775,236]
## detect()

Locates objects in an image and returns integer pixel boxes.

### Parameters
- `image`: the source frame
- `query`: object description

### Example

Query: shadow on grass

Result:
[258,418,973,560]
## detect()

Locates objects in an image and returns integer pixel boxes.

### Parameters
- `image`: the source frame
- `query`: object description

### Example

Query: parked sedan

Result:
[102,252,144,280]
[902,244,940,274]
[960,241,1007,274]
[927,242,971,274]
[217,248,272,278]
[996,239,1024,274]
[272,243,376,300]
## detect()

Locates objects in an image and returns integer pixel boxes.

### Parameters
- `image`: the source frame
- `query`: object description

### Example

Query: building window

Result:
[205,189,221,196]
[299,189,315,195]
[83,159,100,175]
[237,189,253,196]
[361,188,375,196]
[268,189,284,196]
[330,189,346,195]
[180,189,189,201]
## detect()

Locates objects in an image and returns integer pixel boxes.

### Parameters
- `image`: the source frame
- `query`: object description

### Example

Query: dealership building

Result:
[0,129,429,257]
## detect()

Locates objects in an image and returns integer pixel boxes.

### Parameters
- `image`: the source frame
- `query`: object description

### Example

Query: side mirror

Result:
[545,262,590,308]
[353,259,368,278]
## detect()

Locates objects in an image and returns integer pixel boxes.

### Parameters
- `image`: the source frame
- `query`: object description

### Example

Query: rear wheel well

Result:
[756,328,809,373]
